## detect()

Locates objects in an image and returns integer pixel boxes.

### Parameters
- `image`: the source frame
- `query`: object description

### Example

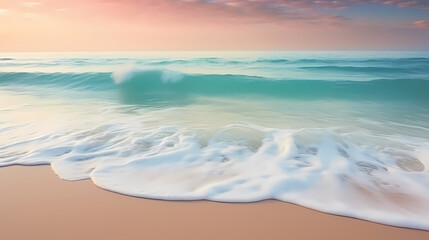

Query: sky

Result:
[0,0,428,51]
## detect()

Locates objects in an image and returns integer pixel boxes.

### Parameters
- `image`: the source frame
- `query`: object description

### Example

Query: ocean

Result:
[1,51,428,229]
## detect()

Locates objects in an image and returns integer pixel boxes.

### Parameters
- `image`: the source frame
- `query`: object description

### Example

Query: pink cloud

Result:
[413,20,429,28]
[369,0,429,9]
[175,0,429,11]
[153,0,351,25]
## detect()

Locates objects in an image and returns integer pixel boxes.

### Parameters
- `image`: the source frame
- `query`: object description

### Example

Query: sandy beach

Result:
[0,165,428,240]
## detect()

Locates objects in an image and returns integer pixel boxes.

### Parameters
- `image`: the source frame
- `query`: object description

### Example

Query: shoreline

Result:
[1,165,428,240]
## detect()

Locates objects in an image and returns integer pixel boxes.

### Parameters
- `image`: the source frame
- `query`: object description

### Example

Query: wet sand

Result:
[1,165,428,240]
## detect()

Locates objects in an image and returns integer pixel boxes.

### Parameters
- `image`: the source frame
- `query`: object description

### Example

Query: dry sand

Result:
[1,165,428,240]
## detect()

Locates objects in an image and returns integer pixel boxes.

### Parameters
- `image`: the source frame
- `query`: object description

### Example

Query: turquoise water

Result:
[1,51,429,230]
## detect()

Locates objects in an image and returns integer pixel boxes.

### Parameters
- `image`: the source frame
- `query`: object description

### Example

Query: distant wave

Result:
[299,66,423,74]
[112,68,429,104]
[0,72,113,91]
[147,57,429,65]
[3,57,429,72]
[1,69,428,105]
[142,57,429,66]
[255,58,290,63]
[292,57,429,64]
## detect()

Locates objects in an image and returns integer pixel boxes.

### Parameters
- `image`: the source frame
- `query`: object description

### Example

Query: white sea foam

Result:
[111,65,184,84]
[160,69,184,83]
[88,127,429,229]
[1,91,429,230]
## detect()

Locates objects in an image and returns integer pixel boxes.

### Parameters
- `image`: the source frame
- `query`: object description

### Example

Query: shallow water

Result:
[1,51,429,229]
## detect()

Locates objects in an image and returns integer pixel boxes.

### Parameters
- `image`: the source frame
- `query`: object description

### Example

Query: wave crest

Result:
[111,66,184,84]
